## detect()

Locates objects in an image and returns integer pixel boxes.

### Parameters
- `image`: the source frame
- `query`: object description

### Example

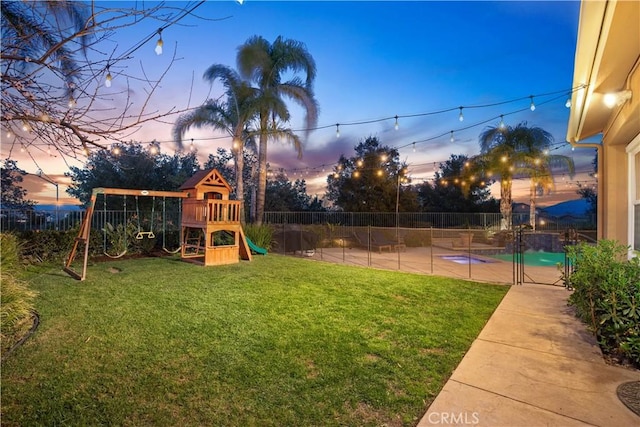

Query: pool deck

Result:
[303,247,639,426]
[309,246,563,285]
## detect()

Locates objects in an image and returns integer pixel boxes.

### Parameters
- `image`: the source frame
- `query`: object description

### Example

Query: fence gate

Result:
[514,227,577,286]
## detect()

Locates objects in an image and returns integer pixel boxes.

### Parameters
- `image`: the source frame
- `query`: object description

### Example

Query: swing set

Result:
[64,187,187,280]
[64,168,259,281]
[101,192,182,259]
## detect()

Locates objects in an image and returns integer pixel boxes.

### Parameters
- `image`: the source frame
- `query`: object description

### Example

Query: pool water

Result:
[441,255,496,265]
[491,251,566,267]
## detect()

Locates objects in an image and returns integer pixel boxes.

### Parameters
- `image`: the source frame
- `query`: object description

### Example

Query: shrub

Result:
[243,223,273,250]
[1,233,37,357]
[17,227,103,263]
[565,240,640,367]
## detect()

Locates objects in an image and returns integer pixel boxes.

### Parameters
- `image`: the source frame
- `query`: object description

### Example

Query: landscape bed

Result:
[2,255,507,426]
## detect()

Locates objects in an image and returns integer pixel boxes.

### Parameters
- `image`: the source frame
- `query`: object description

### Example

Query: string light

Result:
[105,66,112,88]
[412,142,416,152]
[335,123,340,138]
[458,106,464,122]
[394,115,399,130]
[189,138,194,151]
[21,121,30,132]
[450,130,454,143]
[529,95,536,111]
[565,93,571,108]
[68,95,76,108]
[112,146,121,156]
[155,29,163,55]
[499,115,505,129]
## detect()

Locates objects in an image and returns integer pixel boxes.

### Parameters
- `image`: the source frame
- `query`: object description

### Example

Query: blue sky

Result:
[13,1,598,205]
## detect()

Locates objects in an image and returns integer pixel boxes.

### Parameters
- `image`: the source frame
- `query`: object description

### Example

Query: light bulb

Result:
[6,130,12,138]
[113,146,121,155]
[105,71,112,88]
[21,121,30,132]
[155,31,163,55]
[394,115,399,130]
[335,123,340,138]
[529,96,535,111]
[412,142,416,153]
[458,107,464,122]
[565,97,571,108]
[450,131,454,143]
[189,139,195,151]
[499,115,505,129]
[68,96,76,108]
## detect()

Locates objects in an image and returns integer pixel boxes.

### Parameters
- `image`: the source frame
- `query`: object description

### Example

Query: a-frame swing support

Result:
[63,188,187,281]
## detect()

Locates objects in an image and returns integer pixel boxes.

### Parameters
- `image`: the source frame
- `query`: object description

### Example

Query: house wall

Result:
[600,60,640,252]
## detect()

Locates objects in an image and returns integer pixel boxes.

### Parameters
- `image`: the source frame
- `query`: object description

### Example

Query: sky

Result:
[6,0,599,207]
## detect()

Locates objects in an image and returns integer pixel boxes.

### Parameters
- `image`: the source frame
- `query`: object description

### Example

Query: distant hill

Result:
[540,199,589,217]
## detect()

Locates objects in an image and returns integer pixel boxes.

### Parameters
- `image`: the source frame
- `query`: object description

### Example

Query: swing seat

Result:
[135,231,156,240]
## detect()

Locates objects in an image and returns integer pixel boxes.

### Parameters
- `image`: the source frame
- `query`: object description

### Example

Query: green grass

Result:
[1,255,507,426]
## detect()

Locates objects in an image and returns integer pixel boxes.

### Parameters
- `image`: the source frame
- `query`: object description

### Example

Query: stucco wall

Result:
[600,61,640,246]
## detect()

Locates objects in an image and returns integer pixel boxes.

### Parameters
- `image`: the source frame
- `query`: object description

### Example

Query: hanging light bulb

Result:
[21,121,30,132]
[335,123,340,138]
[68,95,76,108]
[450,130,454,143]
[529,95,536,111]
[412,142,416,153]
[149,144,158,155]
[356,159,363,167]
[20,144,25,153]
[394,115,399,130]
[112,145,121,156]
[458,107,464,122]
[499,115,505,129]
[155,29,163,55]
[189,138,195,151]
[6,129,12,138]
[105,66,112,88]
[47,144,52,155]
[565,94,572,108]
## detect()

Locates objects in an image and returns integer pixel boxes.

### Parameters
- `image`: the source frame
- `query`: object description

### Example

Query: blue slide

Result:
[245,236,267,255]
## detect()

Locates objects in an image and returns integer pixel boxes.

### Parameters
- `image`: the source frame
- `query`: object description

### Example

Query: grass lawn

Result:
[1,255,508,426]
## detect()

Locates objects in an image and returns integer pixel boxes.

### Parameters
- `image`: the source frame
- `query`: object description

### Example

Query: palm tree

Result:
[237,35,319,224]
[173,66,256,222]
[1,1,90,92]
[473,122,574,230]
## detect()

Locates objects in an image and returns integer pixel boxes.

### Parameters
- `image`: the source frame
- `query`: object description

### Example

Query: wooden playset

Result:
[64,168,255,281]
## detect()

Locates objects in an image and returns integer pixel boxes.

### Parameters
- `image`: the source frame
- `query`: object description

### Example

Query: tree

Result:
[265,172,325,212]
[173,65,258,223]
[577,152,597,218]
[237,35,319,224]
[1,1,212,158]
[1,160,35,210]
[416,154,497,213]
[470,122,574,229]
[326,136,417,212]
[66,142,200,207]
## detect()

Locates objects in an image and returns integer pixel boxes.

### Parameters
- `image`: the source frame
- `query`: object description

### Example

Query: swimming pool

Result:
[491,251,566,267]
[441,255,496,265]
